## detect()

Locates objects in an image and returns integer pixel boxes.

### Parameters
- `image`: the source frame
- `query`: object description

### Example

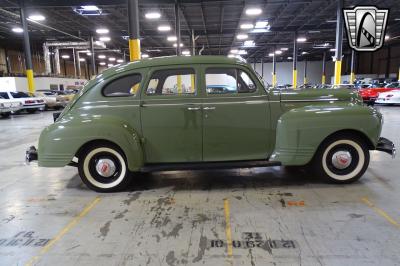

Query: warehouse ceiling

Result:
[0,0,399,62]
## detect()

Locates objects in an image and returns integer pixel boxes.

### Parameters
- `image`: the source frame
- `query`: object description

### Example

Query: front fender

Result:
[38,114,144,171]
[271,104,382,165]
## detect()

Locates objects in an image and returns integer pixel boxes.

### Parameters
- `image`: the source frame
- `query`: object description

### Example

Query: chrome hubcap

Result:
[95,159,116,177]
[331,151,352,169]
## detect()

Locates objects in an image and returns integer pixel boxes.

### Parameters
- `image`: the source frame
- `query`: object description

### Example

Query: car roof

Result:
[98,56,248,78]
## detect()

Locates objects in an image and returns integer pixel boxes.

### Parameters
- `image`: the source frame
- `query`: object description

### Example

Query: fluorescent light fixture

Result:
[173,43,184,47]
[96,28,109,34]
[167,36,177,42]
[287,57,293,60]
[228,54,235,58]
[108,63,114,67]
[245,8,262,16]
[301,51,308,55]
[28,14,45,21]
[99,62,106,66]
[230,49,239,54]
[255,21,268,28]
[395,18,400,21]
[237,34,248,40]
[145,12,161,19]
[275,50,283,55]
[117,59,124,63]
[81,5,99,11]
[240,23,254,29]
[12,27,23,33]
[326,19,337,23]
[79,58,85,62]
[297,37,307,42]
[141,53,149,58]
[251,28,270,33]
[268,53,274,57]
[108,57,116,61]
[238,50,247,55]
[308,30,321,33]
[182,50,190,55]
[280,47,289,51]
[86,52,92,56]
[243,40,255,47]
[329,48,336,52]
[158,25,171,31]
[98,55,106,59]
[61,55,70,59]
[99,36,111,42]
[385,35,390,40]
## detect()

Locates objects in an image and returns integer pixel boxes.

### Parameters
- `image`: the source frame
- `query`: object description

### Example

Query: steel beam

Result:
[128,0,140,61]
[272,50,277,87]
[90,36,96,76]
[303,60,307,84]
[334,0,344,85]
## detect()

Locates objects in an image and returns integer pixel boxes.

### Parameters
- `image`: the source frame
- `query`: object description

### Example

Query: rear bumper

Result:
[376,137,396,158]
[23,104,45,109]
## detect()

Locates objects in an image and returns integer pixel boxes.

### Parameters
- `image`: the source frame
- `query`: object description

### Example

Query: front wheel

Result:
[313,134,370,183]
[26,108,37,114]
[1,112,11,118]
[78,143,131,192]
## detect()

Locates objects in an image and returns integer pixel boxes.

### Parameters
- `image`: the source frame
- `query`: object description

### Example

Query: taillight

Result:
[37,99,44,103]
[25,100,34,104]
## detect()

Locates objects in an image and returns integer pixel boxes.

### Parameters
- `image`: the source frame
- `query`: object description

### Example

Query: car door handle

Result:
[187,107,201,111]
[203,106,216,110]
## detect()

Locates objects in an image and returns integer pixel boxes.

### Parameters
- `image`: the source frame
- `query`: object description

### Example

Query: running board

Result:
[140,160,281,172]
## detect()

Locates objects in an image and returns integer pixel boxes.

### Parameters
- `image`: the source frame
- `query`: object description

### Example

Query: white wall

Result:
[253,60,334,85]
[0,77,87,92]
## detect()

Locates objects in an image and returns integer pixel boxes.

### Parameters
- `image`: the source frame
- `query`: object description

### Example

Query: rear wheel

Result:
[313,134,370,183]
[78,143,131,192]
[1,112,11,118]
[27,108,37,114]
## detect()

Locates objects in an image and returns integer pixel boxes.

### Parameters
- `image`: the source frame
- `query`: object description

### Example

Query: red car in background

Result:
[359,82,400,105]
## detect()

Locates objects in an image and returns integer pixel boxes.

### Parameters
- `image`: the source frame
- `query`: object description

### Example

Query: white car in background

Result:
[0,96,22,118]
[376,90,400,105]
[0,91,45,114]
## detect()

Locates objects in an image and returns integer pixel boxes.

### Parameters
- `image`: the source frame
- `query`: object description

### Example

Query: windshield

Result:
[10,92,30,98]
[0,92,9,99]
[385,83,399,88]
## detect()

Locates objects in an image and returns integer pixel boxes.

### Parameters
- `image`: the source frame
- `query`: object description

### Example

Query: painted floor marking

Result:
[361,197,400,228]
[223,198,233,265]
[25,196,102,266]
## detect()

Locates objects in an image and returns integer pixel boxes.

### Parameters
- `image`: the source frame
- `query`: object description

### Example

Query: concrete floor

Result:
[0,107,399,266]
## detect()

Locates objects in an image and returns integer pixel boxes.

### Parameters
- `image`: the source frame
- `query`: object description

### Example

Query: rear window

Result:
[0,92,8,99]
[10,92,29,98]
[102,74,142,97]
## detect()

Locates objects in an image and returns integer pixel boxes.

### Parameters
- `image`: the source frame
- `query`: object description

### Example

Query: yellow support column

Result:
[272,74,277,86]
[350,72,355,84]
[321,75,326,85]
[303,77,307,85]
[292,69,297,88]
[26,69,35,95]
[129,39,141,61]
[128,0,141,62]
[334,60,342,85]
[190,74,195,92]
[177,75,182,94]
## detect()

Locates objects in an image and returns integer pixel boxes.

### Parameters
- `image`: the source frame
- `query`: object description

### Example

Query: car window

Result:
[0,92,9,99]
[146,69,196,95]
[10,92,29,98]
[205,68,256,95]
[103,74,142,97]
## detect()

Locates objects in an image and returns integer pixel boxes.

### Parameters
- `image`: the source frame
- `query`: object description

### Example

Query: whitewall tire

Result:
[78,143,131,192]
[313,134,370,183]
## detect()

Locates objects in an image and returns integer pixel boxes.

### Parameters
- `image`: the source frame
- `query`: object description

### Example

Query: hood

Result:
[279,88,360,102]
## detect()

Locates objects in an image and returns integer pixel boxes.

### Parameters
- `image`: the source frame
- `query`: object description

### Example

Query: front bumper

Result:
[1,106,21,113]
[376,137,396,158]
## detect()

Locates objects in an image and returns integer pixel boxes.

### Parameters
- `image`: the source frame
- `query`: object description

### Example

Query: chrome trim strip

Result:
[281,98,339,102]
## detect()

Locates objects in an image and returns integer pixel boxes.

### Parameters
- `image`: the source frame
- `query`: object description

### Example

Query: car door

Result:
[201,65,271,161]
[140,66,203,163]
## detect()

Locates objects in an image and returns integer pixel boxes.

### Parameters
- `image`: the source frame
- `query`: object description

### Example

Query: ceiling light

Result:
[141,54,149,58]
[28,14,45,21]
[329,48,336,52]
[255,21,268,29]
[145,12,161,19]
[79,58,85,62]
[385,35,390,40]
[167,36,177,42]
[280,47,289,51]
[86,52,92,56]
[251,28,270,33]
[243,40,255,47]
[230,49,239,54]
[237,34,248,40]
[117,59,124,63]
[301,51,308,55]
[158,25,171,31]
[245,8,262,16]
[308,30,321,33]
[275,50,283,55]
[228,54,235,58]
[98,55,106,59]
[287,57,293,60]
[109,57,116,61]
[238,50,247,55]
[99,36,111,42]
[108,63,114,67]
[240,23,254,29]
[297,37,307,42]
[99,62,106,66]
[173,43,184,47]
[182,50,190,55]
[12,27,23,33]
[81,6,99,11]
[268,53,274,57]
[61,55,70,59]
[96,28,109,34]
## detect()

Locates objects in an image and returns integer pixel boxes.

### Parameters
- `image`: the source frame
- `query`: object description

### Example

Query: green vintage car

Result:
[26,56,395,192]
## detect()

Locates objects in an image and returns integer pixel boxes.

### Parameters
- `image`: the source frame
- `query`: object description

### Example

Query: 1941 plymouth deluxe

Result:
[26,56,395,192]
